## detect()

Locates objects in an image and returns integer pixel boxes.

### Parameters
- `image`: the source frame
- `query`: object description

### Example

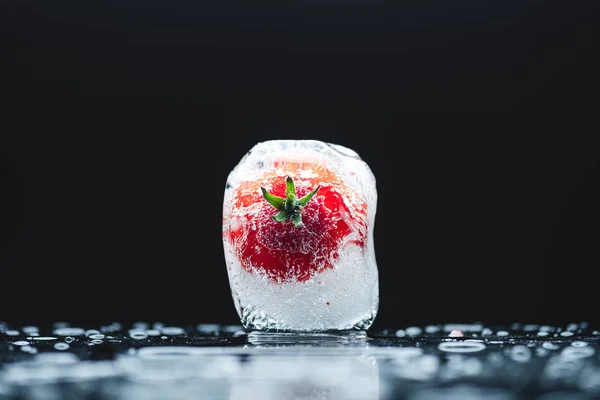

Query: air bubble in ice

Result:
[537,331,549,337]
[146,329,161,336]
[438,341,486,353]
[53,327,84,336]
[85,329,101,337]
[65,336,75,343]
[497,330,509,336]
[91,339,104,344]
[560,331,574,337]
[395,330,406,337]
[5,330,19,336]
[133,321,150,329]
[12,341,30,346]
[32,337,57,341]
[54,342,70,351]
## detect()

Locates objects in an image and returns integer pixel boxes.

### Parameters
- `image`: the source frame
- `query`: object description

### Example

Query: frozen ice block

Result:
[222,140,379,332]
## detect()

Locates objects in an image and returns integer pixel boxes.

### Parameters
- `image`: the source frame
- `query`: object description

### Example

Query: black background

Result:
[1,0,599,331]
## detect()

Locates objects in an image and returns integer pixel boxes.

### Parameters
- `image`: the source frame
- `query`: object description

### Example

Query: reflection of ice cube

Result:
[228,353,379,400]
[222,140,379,331]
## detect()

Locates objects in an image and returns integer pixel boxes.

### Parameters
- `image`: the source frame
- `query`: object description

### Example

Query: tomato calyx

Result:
[260,176,320,227]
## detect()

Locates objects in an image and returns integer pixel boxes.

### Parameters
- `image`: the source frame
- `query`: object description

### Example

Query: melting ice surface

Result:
[1,321,600,399]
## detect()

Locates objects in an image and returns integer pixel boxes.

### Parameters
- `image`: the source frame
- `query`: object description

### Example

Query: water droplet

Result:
[542,342,559,350]
[444,323,483,333]
[89,334,105,340]
[536,348,549,357]
[129,330,148,340]
[509,345,532,363]
[133,321,150,330]
[161,326,185,336]
[571,341,588,347]
[566,323,578,331]
[197,324,220,334]
[21,345,38,354]
[54,342,70,351]
[561,346,595,359]
[22,326,39,334]
[221,325,244,333]
[405,326,422,336]
[12,340,30,346]
[53,327,84,336]
[101,322,123,333]
[438,341,486,353]
[425,325,440,334]
[523,324,539,332]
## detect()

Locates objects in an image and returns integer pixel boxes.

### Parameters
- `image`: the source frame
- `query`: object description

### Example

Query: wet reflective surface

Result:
[1,321,600,399]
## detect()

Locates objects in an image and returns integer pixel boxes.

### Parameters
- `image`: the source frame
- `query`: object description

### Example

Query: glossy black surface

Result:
[1,321,599,399]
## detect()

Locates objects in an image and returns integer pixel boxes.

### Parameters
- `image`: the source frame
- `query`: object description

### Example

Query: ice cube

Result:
[222,140,379,332]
